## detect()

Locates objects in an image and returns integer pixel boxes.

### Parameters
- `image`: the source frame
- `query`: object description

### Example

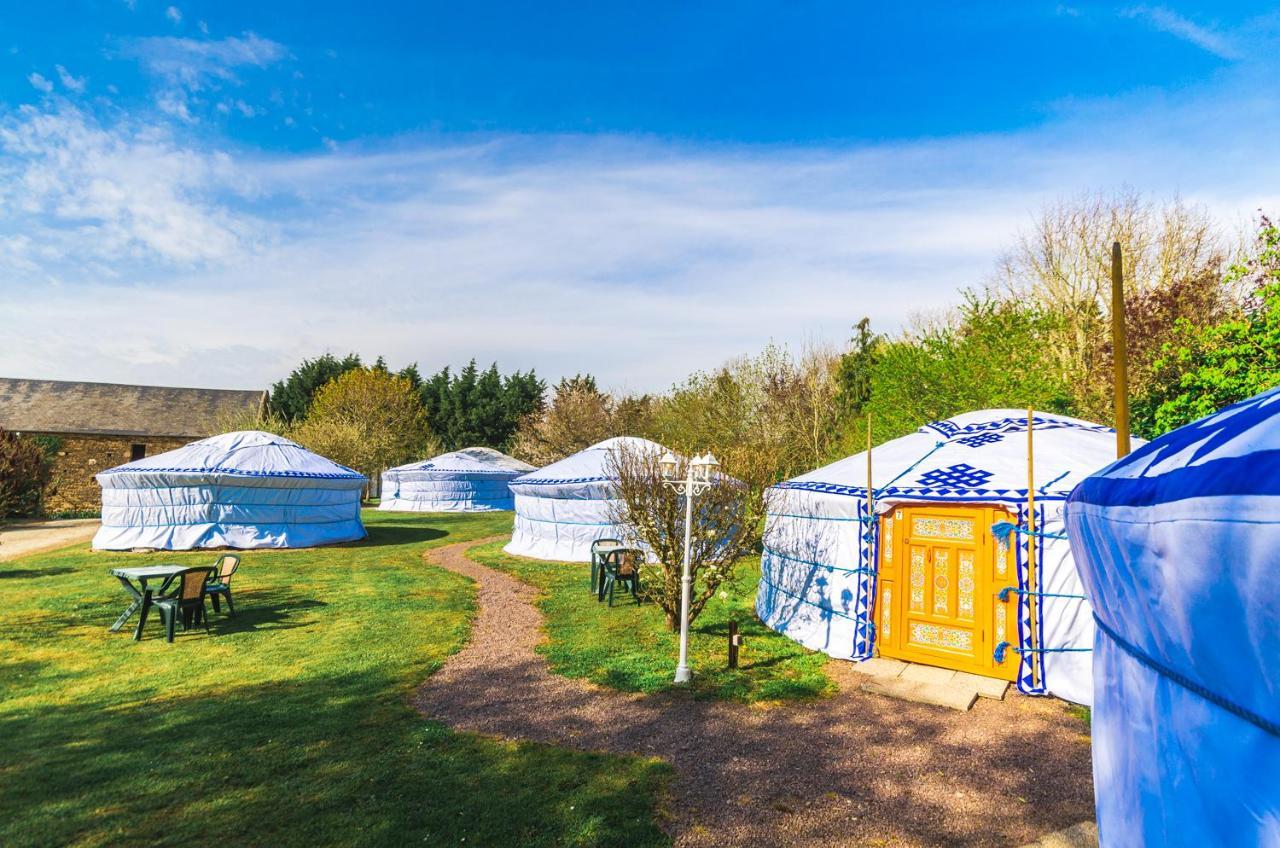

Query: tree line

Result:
[215,355,547,485]
[511,193,1279,492]
[260,193,1277,496]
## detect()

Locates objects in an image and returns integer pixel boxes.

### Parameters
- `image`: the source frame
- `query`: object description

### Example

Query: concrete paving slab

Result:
[858,676,978,712]
[849,657,908,679]
[953,671,1010,700]
[899,663,958,686]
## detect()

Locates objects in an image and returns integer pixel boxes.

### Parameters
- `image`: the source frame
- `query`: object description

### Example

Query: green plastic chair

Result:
[205,554,240,616]
[142,566,214,643]
[589,538,622,596]
[599,548,642,607]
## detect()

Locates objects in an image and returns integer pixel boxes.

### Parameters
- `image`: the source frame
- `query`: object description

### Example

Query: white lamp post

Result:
[660,450,719,684]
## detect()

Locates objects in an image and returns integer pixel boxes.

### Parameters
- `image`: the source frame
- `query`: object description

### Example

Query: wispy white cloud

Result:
[54,64,86,93]
[27,73,53,93]
[1122,6,1238,60]
[0,102,261,270]
[122,32,287,85]
[118,32,287,122]
[165,5,182,25]
[1,56,1278,392]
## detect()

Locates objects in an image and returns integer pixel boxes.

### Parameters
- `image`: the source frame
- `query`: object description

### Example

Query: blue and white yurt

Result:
[1066,387,1280,843]
[92,430,368,551]
[760,409,1134,705]
[505,436,667,562]
[379,447,535,512]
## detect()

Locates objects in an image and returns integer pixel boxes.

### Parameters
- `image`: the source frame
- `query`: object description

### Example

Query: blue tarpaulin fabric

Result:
[1066,386,1280,846]
[380,447,534,512]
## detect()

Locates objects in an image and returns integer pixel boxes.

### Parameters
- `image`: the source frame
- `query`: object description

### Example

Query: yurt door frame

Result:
[874,504,1019,681]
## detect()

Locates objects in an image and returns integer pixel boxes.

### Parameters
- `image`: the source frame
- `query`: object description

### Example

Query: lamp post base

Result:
[673,665,692,684]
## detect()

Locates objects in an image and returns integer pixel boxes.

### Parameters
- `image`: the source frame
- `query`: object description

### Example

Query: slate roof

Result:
[0,378,267,439]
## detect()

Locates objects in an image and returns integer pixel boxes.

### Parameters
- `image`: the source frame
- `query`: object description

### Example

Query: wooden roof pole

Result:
[1112,241,1133,459]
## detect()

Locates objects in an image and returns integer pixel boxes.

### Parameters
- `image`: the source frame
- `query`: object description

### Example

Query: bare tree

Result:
[992,189,1233,421]
[606,443,759,632]
[511,376,619,466]
[647,342,843,498]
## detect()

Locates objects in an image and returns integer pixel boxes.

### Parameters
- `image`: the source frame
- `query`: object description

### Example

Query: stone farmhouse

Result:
[0,378,267,513]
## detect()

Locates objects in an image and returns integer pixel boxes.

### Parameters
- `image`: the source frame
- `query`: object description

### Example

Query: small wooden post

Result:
[727,620,740,669]
[1026,407,1040,689]
[1111,241,1132,459]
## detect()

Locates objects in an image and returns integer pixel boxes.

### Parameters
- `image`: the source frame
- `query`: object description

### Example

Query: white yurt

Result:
[379,447,535,512]
[93,430,368,551]
[759,409,1135,705]
[1066,386,1280,843]
[504,436,667,562]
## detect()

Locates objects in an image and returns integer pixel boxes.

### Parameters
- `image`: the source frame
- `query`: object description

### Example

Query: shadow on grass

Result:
[361,524,450,547]
[1,669,671,848]
[0,567,77,580]
[125,598,332,642]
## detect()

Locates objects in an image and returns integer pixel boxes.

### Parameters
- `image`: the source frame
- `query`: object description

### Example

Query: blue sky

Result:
[1,2,1278,391]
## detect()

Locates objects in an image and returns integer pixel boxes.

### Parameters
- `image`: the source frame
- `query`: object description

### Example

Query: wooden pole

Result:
[1026,407,1040,689]
[1111,241,1132,458]
[865,412,874,519]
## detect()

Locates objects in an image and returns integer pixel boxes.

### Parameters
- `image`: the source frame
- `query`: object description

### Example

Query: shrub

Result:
[0,429,51,519]
[1133,215,1280,436]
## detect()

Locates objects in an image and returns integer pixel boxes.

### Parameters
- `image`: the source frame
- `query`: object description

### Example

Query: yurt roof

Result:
[1071,386,1280,509]
[775,409,1122,504]
[386,447,535,475]
[511,437,666,487]
[97,430,366,483]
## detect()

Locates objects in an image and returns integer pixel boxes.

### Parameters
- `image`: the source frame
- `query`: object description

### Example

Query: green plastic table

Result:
[109,565,185,640]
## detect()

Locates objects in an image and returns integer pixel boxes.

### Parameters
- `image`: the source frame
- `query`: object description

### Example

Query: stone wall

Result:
[36,433,192,514]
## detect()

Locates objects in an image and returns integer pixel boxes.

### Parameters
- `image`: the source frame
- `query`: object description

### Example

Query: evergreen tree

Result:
[396,363,423,391]
[421,366,451,428]
[834,317,880,421]
[269,353,363,422]
[471,363,506,445]
[416,362,546,452]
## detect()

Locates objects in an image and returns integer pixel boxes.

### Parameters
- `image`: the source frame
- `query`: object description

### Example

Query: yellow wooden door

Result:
[874,504,1019,681]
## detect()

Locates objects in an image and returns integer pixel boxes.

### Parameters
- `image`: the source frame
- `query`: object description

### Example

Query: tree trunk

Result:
[665,610,678,632]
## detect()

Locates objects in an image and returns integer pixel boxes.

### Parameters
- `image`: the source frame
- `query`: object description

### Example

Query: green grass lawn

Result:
[0,511,670,848]
[468,543,834,703]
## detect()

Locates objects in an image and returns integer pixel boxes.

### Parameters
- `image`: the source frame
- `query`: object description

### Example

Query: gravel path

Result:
[414,539,1095,847]
[0,518,98,562]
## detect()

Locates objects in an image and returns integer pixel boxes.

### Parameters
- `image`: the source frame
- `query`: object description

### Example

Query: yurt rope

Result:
[993,641,1091,663]
[1038,470,1071,492]
[991,521,1069,542]
[1092,614,1280,738]
[871,441,947,498]
[998,586,1087,602]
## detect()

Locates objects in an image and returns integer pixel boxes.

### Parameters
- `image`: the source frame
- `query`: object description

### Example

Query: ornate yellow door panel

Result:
[874,505,1018,681]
